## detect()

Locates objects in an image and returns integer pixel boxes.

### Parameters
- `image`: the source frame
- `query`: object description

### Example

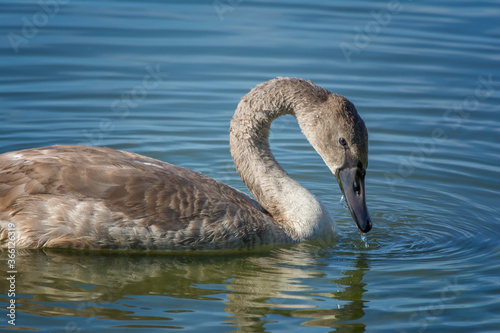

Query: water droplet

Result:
[360,233,369,248]
[339,195,348,209]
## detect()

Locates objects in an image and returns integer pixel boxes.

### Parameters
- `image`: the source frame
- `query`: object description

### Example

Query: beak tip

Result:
[359,217,372,233]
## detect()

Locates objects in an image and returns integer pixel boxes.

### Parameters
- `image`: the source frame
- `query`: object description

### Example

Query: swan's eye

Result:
[339,137,347,146]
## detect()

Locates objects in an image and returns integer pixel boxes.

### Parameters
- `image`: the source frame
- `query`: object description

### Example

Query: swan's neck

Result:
[229,80,336,241]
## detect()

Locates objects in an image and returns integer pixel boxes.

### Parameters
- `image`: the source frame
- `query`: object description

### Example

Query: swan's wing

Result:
[0,145,276,249]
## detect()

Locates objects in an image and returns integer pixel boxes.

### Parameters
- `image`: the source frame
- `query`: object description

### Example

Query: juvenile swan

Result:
[0,77,371,250]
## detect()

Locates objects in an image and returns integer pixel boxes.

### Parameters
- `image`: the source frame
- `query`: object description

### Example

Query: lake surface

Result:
[1,0,499,332]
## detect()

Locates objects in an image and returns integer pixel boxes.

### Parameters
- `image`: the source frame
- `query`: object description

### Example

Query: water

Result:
[1,0,499,331]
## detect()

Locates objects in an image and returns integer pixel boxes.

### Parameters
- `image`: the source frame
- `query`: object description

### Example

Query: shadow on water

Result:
[0,244,370,332]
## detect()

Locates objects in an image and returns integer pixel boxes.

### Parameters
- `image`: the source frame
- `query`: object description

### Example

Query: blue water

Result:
[1,0,500,332]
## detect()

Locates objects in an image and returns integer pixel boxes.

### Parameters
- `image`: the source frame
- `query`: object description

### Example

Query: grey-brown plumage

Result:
[0,77,370,250]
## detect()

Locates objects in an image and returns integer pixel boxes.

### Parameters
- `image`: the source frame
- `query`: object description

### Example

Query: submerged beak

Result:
[337,167,372,233]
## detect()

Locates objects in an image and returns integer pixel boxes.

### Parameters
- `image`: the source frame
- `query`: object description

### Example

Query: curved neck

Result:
[229,78,335,241]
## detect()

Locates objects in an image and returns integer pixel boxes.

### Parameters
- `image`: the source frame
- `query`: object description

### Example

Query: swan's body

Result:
[0,77,371,250]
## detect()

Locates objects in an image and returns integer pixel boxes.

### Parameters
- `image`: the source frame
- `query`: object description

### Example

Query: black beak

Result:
[337,167,372,233]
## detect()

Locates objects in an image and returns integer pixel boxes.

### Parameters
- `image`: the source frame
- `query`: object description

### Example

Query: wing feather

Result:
[0,145,277,249]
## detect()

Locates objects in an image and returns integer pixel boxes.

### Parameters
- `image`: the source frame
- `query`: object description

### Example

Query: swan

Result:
[0,77,371,250]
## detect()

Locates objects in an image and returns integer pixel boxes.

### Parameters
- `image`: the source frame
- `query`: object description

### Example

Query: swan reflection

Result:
[0,245,369,331]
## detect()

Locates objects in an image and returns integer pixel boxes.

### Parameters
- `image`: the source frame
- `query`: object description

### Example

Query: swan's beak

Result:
[337,167,372,233]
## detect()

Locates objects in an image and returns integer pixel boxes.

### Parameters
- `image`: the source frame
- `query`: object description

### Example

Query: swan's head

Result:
[298,93,372,233]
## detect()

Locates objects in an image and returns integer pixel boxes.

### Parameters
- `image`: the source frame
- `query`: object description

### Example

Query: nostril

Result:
[354,181,360,195]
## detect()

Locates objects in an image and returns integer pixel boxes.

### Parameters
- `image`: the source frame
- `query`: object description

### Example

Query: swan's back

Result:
[0,145,277,250]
